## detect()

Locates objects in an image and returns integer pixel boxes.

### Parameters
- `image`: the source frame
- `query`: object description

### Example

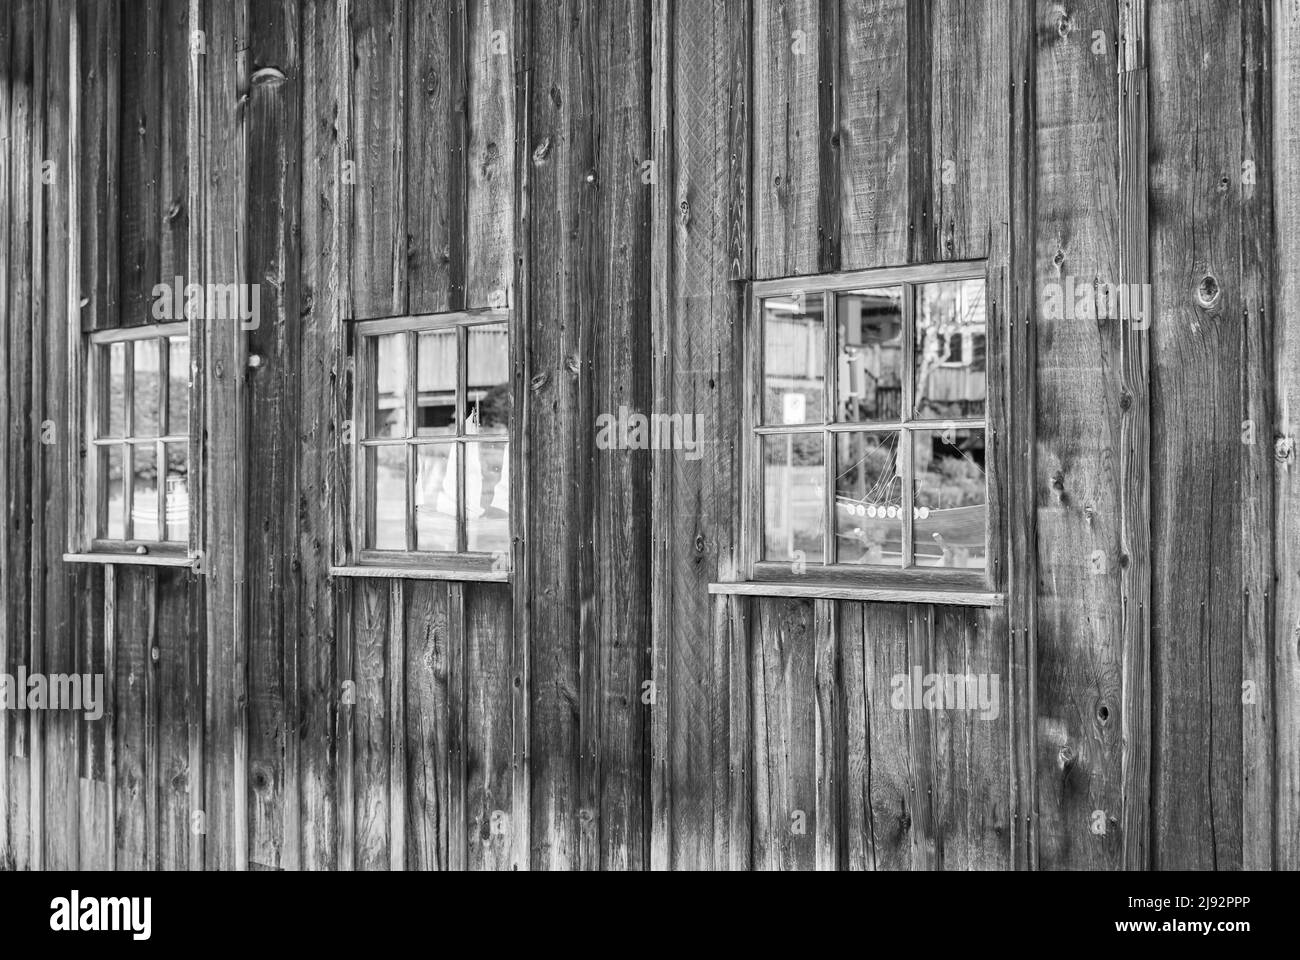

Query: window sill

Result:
[329,565,510,584]
[64,552,201,570]
[708,580,1004,607]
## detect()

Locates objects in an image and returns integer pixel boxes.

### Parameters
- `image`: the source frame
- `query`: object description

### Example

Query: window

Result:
[84,323,193,555]
[351,312,512,574]
[747,263,991,586]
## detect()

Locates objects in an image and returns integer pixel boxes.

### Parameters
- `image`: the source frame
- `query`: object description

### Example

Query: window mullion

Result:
[406,331,418,551]
[823,292,836,565]
[457,325,468,552]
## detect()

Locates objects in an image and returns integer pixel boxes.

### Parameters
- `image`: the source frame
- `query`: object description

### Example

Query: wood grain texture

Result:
[403,579,450,869]
[1032,0,1126,872]
[1274,0,1300,872]
[1149,0,1252,870]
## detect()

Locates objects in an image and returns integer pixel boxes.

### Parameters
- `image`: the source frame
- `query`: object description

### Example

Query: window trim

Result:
[71,321,198,563]
[345,308,512,577]
[741,260,998,594]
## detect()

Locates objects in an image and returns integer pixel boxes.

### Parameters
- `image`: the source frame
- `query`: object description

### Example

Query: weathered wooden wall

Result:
[1,0,1297,871]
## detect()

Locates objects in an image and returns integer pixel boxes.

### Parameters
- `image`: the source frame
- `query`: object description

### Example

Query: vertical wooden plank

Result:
[156,570,193,870]
[858,602,912,871]
[0,0,12,870]
[464,583,514,870]
[405,0,456,314]
[76,0,119,334]
[813,598,842,869]
[403,579,450,870]
[464,0,514,310]
[1238,0,1276,873]
[387,580,405,869]
[350,0,406,320]
[753,0,819,278]
[117,0,161,326]
[246,0,302,873]
[904,605,938,870]
[930,605,1011,870]
[298,0,342,871]
[1149,0,1248,870]
[836,601,868,870]
[446,581,467,870]
[650,0,751,872]
[202,0,250,872]
[750,597,816,871]
[1033,0,1126,872]
[1274,0,1300,872]
[353,579,390,870]
[837,0,909,271]
[114,568,154,870]
[77,567,108,870]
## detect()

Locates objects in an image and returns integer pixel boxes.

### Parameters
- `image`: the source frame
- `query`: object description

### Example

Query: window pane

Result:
[912,428,986,569]
[105,342,127,438]
[416,329,457,436]
[762,433,824,564]
[762,295,825,425]
[164,443,189,543]
[466,441,509,553]
[467,323,510,435]
[371,334,409,439]
[133,339,162,437]
[102,445,125,539]
[369,444,407,550]
[836,287,904,423]
[834,431,903,567]
[914,279,987,420]
[132,445,159,541]
[415,443,457,552]
[168,337,190,434]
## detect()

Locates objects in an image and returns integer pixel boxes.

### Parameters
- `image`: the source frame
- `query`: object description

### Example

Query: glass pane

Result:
[164,443,189,542]
[762,294,825,425]
[370,444,407,550]
[102,445,125,539]
[466,441,509,553]
[416,329,458,436]
[762,433,824,564]
[836,287,904,423]
[912,428,987,569]
[914,279,987,420]
[168,337,190,435]
[131,445,159,541]
[834,432,903,567]
[415,443,458,552]
[133,339,162,437]
[105,342,127,438]
[371,334,409,439]
[466,323,510,435]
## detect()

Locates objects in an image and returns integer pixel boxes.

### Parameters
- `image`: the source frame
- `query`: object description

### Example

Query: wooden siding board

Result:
[246,0,303,873]
[403,579,450,870]
[464,583,514,870]
[465,0,514,310]
[116,0,162,326]
[1275,0,1300,872]
[1149,0,1249,870]
[352,579,390,870]
[1032,0,1127,872]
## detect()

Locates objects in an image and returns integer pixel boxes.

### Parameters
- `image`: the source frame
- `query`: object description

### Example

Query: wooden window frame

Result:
[341,309,512,580]
[740,260,1000,596]
[66,321,199,566]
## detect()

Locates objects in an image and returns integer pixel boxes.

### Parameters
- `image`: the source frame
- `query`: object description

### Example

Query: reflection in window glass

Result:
[762,433,824,563]
[107,342,127,438]
[837,287,904,423]
[466,442,509,552]
[133,339,162,437]
[914,279,986,420]
[103,445,125,540]
[415,443,457,552]
[132,445,158,541]
[370,445,407,551]
[834,432,903,567]
[373,334,408,438]
[168,337,190,434]
[912,428,986,569]
[165,443,189,542]
[417,329,457,436]
[762,295,825,425]
[467,323,510,435]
